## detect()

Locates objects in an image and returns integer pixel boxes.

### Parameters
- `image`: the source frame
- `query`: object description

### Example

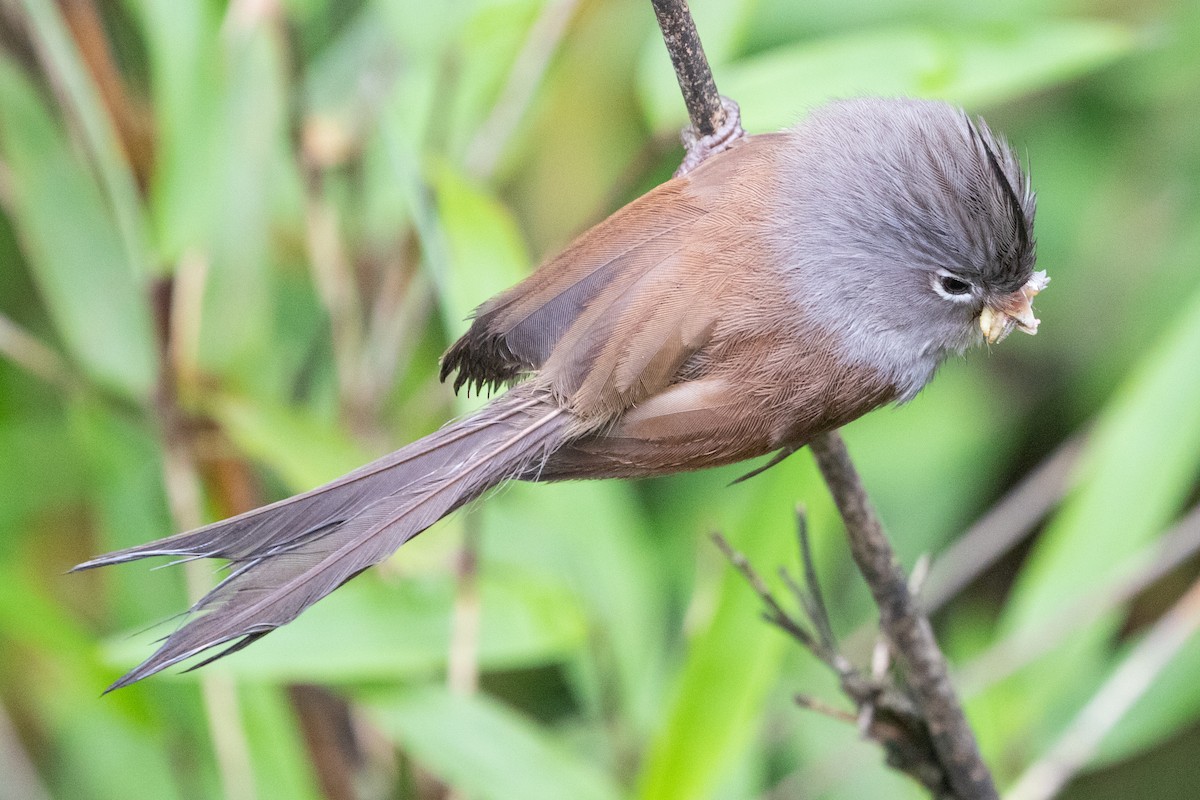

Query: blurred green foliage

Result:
[1,1,1199,799]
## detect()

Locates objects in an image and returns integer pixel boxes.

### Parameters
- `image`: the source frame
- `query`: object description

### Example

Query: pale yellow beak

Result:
[979,270,1049,344]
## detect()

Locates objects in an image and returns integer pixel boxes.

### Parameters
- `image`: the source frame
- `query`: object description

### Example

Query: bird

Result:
[76,96,1046,690]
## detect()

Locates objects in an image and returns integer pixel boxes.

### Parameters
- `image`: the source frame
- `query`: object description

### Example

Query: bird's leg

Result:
[674,95,746,177]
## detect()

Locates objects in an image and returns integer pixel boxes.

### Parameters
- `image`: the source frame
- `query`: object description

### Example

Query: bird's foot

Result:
[675,95,746,177]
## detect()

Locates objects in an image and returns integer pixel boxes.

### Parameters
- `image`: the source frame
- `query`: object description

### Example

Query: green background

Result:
[1,1,1199,798]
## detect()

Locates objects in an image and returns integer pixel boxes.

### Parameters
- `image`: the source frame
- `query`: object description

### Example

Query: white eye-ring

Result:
[931,269,976,302]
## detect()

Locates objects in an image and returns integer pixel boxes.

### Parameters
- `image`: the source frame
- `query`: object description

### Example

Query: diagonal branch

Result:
[809,433,998,800]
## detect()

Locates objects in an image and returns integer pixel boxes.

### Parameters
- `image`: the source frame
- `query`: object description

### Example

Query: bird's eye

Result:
[939,276,972,295]
[931,271,976,302]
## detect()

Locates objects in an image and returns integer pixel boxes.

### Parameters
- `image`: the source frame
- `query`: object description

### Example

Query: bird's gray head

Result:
[771,97,1045,397]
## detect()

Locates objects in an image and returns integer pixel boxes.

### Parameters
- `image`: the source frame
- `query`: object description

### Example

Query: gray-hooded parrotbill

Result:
[77,97,1047,691]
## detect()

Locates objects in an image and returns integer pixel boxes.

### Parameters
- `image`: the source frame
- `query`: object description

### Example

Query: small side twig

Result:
[714,520,952,799]
[151,276,257,800]
[713,526,823,658]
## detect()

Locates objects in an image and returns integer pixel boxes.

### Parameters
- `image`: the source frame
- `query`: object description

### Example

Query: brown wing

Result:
[442,132,901,479]
[439,134,787,419]
[439,179,708,393]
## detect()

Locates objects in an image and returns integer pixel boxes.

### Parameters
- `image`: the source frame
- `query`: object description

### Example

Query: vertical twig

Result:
[287,685,361,800]
[647,3,999,797]
[649,0,726,136]
[0,701,51,800]
[448,513,482,697]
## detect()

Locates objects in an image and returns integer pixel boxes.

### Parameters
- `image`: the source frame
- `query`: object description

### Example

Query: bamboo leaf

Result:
[103,567,588,684]
[639,21,1136,132]
[0,58,157,398]
[370,685,622,800]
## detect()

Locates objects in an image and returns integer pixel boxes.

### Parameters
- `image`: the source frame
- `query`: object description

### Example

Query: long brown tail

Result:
[74,385,572,691]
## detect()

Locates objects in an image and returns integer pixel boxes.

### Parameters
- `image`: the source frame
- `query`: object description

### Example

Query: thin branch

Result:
[715,523,953,799]
[809,432,999,800]
[794,506,838,651]
[712,532,822,655]
[650,2,744,178]
[648,2,998,797]
[1006,573,1200,800]
[649,0,725,137]
[794,693,858,724]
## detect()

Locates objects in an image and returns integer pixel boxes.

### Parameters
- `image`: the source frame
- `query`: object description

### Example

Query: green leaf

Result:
[639,20,1136,133]
[49,705,185,800]
[0,58,158,398]
[450,0,545,159]
[0,562,94,659]
[197,28,298,375]
[131,1,300,374]
[1004,287,1200,632]
[369,685,623,800]
[1093,630,1200,766]
[68,399,176,624]
[209,392,374,491]
[16,0,151,279]
[432,159,531,337]
[128,0,221,254]
[984,286,1200,755]
[0,411,87,539]
[241,686,325,800]
[636,455,838,800]
[482,480,670,739]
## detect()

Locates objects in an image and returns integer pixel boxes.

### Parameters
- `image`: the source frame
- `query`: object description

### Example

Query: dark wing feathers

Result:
[440,179,711,397]
[543,250,720,417]
[440,134,786,417]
